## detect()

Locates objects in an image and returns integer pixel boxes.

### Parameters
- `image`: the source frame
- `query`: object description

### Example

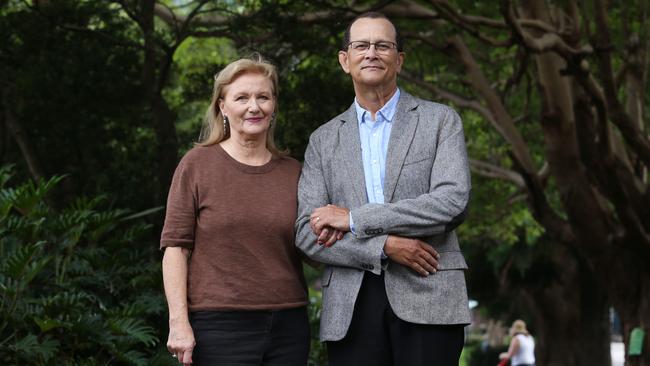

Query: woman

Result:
[161,55,309,366]
[499,319,536,366]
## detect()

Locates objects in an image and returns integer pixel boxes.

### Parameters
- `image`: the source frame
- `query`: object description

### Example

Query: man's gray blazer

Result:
[296,90,471,342]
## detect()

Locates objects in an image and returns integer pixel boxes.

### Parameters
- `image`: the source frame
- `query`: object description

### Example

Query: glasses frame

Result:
[346,40,399,54]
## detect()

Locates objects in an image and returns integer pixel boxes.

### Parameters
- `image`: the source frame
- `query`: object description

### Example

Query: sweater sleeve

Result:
[160,159,197,250]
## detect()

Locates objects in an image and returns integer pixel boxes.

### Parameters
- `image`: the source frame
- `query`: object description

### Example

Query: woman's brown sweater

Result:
[161,145,307,311]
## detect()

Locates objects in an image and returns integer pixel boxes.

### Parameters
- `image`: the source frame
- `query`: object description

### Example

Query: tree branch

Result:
[501,0,591,58]
[430,0,512,47]
[574,96,650,249]
[470,159,525,188]
[446,35,540,176]
[400,71,497,126]
[153,1,229,28]
[592,0,650,169]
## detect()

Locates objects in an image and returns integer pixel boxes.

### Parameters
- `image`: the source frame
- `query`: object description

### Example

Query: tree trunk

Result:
[140,0,179,202]
[2,90,46,182]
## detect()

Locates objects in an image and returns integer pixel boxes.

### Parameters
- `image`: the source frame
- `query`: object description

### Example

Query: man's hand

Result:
[310,204,351,234]
[384,235,440,276]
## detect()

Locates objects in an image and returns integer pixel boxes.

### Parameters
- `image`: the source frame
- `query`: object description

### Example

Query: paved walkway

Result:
[611,342,624,366]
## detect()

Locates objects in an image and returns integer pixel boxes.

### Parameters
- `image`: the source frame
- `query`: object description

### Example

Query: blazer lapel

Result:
[338,105,368,206]
[384,92,419,203]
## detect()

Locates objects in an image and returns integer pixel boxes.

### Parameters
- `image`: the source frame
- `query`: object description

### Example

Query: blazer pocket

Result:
[321,266,333,287]
[403,155,430,166]
[436,251,468,271]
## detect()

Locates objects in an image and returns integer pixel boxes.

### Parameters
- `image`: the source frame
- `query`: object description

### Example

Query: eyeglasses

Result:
[346,41,398,54]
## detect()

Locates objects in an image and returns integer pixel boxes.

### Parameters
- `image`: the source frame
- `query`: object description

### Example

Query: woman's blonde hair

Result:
[197,54,285,155]
[509,319,530,336]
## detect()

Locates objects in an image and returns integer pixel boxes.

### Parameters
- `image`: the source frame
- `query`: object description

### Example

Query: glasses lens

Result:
[375,42,393,52]
[348,41,396,53]
[351,41,370,51]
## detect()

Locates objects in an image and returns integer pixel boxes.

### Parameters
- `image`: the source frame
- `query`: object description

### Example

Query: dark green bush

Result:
[0,166,173,365]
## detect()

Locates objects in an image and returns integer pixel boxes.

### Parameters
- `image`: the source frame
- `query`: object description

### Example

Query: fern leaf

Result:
[108,318,158,346]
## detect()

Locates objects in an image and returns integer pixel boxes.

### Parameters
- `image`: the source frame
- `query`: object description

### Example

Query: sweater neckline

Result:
[214,144,280,174]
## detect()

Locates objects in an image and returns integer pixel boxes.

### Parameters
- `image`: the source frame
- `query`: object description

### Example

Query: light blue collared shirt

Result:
[349,88,400,236]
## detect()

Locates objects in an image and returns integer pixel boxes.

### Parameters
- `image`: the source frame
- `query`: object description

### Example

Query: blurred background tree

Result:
[1,1,648,365]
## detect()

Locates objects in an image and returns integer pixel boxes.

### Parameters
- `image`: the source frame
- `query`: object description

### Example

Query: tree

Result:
[0,1,160,209]
[395,1,648,365]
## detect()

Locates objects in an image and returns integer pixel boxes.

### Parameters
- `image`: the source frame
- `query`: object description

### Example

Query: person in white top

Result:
[499,319,536,366]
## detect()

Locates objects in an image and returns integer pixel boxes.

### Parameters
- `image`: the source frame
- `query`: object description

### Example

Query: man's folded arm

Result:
[295,134,385,274]
[350,110,471,239]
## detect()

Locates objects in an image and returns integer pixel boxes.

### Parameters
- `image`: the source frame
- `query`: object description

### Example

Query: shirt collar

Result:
[354,88,401,125]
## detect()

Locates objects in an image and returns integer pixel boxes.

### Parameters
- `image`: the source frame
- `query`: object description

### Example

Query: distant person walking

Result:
[499,319,535,366]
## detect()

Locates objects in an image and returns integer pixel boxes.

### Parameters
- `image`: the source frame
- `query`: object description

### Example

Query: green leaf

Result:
[117,349,148,366]
[11,334,38,353]
[2,241,45,279]
[34,317,69,332]
[109,318,158,346]
[37,336,60,362]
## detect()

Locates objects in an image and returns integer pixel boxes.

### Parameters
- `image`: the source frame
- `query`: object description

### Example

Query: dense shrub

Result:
[0,166,173,365]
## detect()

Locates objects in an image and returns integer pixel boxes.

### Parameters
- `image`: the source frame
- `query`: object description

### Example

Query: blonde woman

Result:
[499,319,536,366]
[161,55,309,365]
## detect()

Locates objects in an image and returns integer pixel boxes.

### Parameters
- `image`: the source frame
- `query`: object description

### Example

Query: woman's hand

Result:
[167,319,195,365]
[309,204,349,246]
[163,247,194,365]
[310,204,351,233]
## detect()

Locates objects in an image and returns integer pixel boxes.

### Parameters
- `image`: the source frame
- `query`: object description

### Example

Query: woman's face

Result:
[219,72,275,141]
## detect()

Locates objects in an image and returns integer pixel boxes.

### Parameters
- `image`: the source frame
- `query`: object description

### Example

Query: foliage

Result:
[0,1,158,210]
[166,37,239,153]
[307,287,327,366]
[0,166,171,365]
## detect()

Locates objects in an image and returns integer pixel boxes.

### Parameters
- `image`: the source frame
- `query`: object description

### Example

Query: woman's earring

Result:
[223,115,229,135]
[270,113,276,128]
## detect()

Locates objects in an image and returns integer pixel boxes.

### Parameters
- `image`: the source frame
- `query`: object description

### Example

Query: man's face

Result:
[338,18,404,90]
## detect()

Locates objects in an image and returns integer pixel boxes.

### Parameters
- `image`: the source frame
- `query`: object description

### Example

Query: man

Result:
[296,12,471,366]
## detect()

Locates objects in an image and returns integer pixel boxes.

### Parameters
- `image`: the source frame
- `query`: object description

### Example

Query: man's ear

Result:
[396,51,405,74]
[338,51,351,74]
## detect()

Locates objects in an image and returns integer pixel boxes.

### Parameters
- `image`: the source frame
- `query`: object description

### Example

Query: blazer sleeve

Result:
[295,132,386,274]
[349,108,471,239]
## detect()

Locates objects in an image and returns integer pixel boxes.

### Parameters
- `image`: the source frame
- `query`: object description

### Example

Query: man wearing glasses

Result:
[296,12,471,366]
